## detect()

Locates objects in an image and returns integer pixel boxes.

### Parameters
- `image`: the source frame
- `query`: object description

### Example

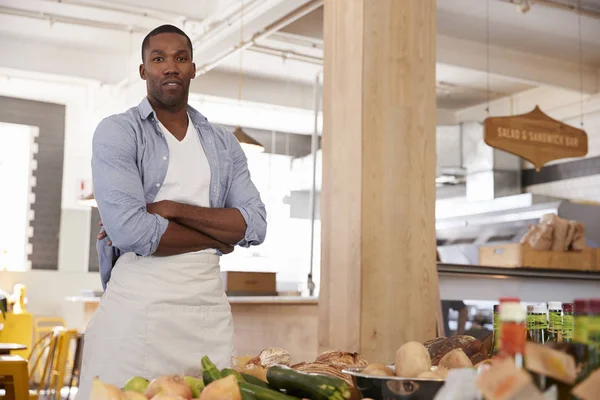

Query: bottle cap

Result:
[500,302,526,322]
[499,297,520,303]
[548,301,562,311]
[574,299,589,314]
[589,299,600,313]
[533,303,547,314]
[527,305,534,313]
[562,303,574,313]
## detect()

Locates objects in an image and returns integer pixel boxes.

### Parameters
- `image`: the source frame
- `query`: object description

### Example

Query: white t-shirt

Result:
[153,114,216,254]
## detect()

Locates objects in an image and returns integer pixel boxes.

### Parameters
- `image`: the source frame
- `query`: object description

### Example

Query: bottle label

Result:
[530,313,548,330]
[501,322,526,356]
[524,342,577,385]
[562,314,574,340]
[548,310,563,333]
[589,315,600,349]
[572,369,600,400]
[574,315,589,344]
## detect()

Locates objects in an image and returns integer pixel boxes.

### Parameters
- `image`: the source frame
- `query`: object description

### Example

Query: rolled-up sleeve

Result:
[223,131,267,247]
[92,118,169,256]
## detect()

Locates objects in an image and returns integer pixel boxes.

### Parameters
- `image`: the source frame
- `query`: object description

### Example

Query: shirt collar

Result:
[137,97,208,125]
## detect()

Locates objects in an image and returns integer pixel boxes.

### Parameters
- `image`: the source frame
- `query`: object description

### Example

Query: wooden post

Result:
[319,0,438,363]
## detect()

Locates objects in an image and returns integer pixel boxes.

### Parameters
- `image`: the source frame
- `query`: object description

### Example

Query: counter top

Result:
[438,263,600,281]
[65,295,319,305]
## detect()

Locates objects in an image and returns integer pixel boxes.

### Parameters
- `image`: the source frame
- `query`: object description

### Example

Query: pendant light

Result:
[235,0,264,153]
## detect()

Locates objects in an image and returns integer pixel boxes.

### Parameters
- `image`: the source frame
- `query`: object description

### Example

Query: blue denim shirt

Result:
[92,97,267,290]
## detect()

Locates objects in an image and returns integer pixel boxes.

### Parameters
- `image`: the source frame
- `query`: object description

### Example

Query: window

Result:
[0,122,37,271]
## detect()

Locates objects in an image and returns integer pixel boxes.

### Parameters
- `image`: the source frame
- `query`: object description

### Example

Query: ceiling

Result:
[1,0,599,113]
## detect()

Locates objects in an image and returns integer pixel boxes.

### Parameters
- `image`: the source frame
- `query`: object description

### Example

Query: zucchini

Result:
[221,368,246,383]
[266,365,351,400]
[240,388,258,400]
[238,382,300,400]
[201,356,222,385]
[240,373,271,389]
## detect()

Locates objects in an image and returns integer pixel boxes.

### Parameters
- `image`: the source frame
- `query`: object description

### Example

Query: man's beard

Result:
[148,81,188,109]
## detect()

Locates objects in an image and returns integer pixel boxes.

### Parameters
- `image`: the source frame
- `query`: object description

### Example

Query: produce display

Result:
[90,350,359,400]
[88,296,600,400]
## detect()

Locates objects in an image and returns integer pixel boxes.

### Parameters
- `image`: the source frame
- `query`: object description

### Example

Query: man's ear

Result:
[191,62,196,79]
[139,64,146,80]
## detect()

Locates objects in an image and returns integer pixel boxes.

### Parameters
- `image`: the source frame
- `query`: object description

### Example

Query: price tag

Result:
[476,357,545,400]
[572,370,600,400]
[525,342,577,384]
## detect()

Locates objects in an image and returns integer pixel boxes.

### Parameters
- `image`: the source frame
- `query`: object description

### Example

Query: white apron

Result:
[76,251,235,399]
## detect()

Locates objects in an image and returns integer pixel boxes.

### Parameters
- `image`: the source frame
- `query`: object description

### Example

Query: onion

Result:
[123,392,148,400]
[199,375,241,400]
[151,395,187,400]
[145,375,192,400]
[90,377,125,400]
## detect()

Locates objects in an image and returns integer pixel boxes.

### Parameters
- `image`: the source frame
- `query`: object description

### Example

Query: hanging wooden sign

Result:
[484,106,588,171]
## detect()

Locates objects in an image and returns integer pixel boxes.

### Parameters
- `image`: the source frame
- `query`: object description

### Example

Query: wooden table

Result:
[0,343,27,355]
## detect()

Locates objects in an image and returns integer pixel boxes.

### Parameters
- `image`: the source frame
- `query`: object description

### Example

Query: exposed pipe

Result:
[496,0,600,19]
[0,5,149,33]
[268,31,323,49]
[41,0,196,23]
[248,44,323,65]
[195,0,324,75]
[307,70,322,297]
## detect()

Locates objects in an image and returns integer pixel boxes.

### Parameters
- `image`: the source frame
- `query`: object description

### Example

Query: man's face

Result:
[140,33,196,109]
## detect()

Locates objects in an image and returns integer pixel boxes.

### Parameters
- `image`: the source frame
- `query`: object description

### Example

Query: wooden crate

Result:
[479,243,595,271]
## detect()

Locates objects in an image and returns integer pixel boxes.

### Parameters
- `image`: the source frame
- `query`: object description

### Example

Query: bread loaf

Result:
[423,335,488,366]
[570,222,586,251]
[522,224,553,250]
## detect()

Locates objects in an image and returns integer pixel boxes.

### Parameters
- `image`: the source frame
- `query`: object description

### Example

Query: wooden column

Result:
[319,0,438,363]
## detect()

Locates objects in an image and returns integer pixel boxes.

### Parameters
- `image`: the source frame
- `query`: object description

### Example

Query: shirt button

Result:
[163,156,167,160]
[156,183,161,188]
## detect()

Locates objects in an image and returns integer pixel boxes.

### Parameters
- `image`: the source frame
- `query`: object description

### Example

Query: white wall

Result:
[456,87,600,203]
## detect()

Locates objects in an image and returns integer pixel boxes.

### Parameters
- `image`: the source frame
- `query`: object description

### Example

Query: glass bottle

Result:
[573,299,591,383]
[562,303,574,344]
[547,301,563,344]
[588,299,600,370]
[490,304,500,357]
[527,305,534,332]
[499,301,526,369]
[496,297,521,356]
[528,303,548,344]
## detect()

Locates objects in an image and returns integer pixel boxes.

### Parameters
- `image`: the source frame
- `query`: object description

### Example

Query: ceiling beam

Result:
[437,34,599,95]
[116,0,321,90]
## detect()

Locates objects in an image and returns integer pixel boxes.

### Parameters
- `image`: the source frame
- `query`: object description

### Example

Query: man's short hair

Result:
[141,24,193,61]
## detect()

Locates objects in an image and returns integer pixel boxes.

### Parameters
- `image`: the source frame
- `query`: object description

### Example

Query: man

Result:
[76,25,266,398]
[442,300,468,337]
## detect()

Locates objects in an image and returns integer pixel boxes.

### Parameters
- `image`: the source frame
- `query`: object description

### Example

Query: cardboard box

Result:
[479,243,594,271]
[221,271,277,296]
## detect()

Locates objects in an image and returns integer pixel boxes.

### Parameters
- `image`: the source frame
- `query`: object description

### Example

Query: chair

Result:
[0,313,33,359]
[32,318,65,345]
[0,355,29,400]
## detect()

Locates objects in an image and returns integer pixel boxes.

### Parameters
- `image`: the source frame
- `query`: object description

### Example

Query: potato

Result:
[438,348,473,369]
[363,363,395,377]
[395,341,432,378]
[417,371,440,379]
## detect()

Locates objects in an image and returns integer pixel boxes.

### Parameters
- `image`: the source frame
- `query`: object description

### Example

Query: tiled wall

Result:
[0,96,65,270]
